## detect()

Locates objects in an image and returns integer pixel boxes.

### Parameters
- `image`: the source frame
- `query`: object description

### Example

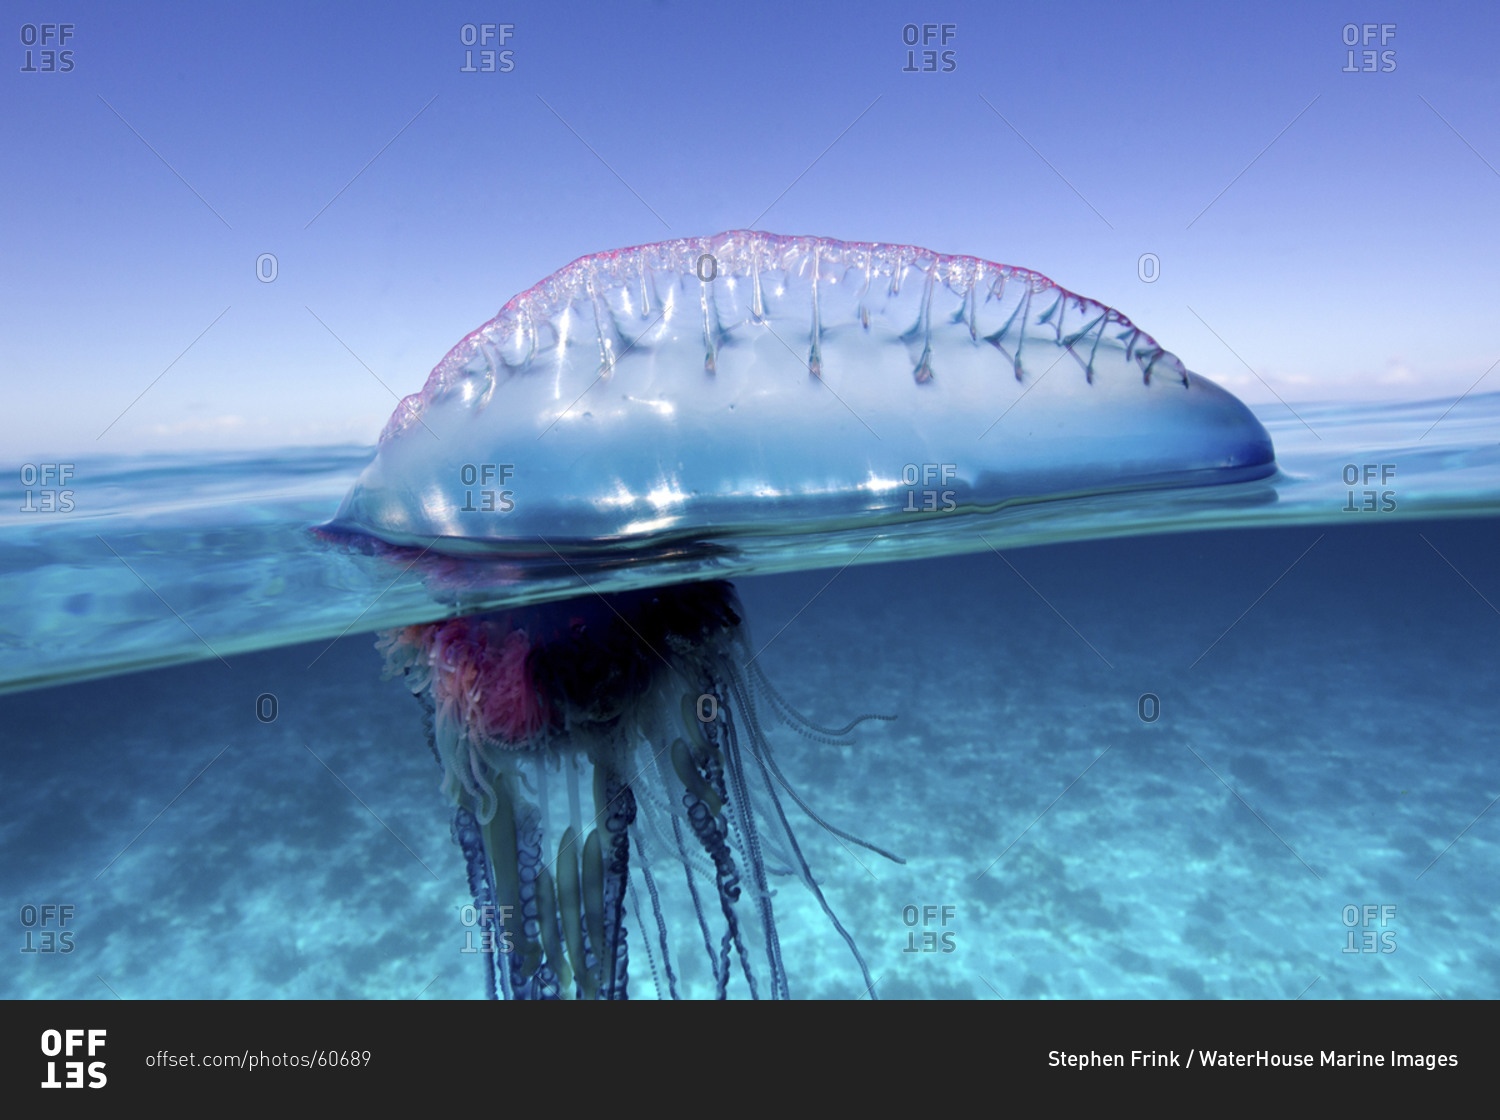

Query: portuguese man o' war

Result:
[326,231,1276,999]
[378,582,899,999]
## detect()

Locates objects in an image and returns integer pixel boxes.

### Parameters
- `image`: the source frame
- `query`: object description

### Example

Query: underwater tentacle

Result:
[626,876,667,999]
[482,779,538,999]
[710,693,789,999]
[726,671,881,997]
[761,750,905,864]
[417,691,441,766]
[580,831,607,997]
[593,765,636,1000]
[669,812,721,993]
[724,665,882,991]
[555,826,597,1000]
[630,823,680,999]
[514,799,564,999]
[730,664,904,864]
[384,581,901,1001]
[748,662,896,744]
[689,685,785,997]
[690,801,742,998]
[635,772,719,881]
[453,805,500,1001]
[534,864,572,997]
[676,732,755,998]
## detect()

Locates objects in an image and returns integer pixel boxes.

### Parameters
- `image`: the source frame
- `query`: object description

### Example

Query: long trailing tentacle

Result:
[452,805,500,1001]
[435,694,510,1000]
[674,731,758,998]
[706,688,789,1000]
[760,747,905,864]
[636,756,721,881]
[749,662,896,744]
[514,799,564,999]
[533,860,572,1000]
[722,665,881,998]
[482,777,546,999]
[689,786,746,996]
[594,765,635,1000]
[670,812,721,994]
[416,690,441,765]
[555,826,595,1000]
[626,875,664,999]
[630,824,680,999]
[735,664,905,864]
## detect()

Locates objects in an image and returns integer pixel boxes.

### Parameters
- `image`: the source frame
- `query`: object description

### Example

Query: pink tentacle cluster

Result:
[477,628,549,746]
[385,617,550,748]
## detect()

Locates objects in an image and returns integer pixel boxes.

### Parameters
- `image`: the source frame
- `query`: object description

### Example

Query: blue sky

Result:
[4,0,1497,455]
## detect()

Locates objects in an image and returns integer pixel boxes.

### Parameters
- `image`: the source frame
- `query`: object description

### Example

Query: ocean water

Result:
[4,396,1497,1000]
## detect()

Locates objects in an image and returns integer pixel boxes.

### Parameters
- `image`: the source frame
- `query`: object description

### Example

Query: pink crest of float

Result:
[377,229,1178,444]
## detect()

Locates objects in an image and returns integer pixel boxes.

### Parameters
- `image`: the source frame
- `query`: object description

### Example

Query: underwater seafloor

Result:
[3,398,1498,1000]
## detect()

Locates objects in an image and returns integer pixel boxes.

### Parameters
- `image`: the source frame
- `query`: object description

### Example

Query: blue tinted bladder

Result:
[329,231,1274,554]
